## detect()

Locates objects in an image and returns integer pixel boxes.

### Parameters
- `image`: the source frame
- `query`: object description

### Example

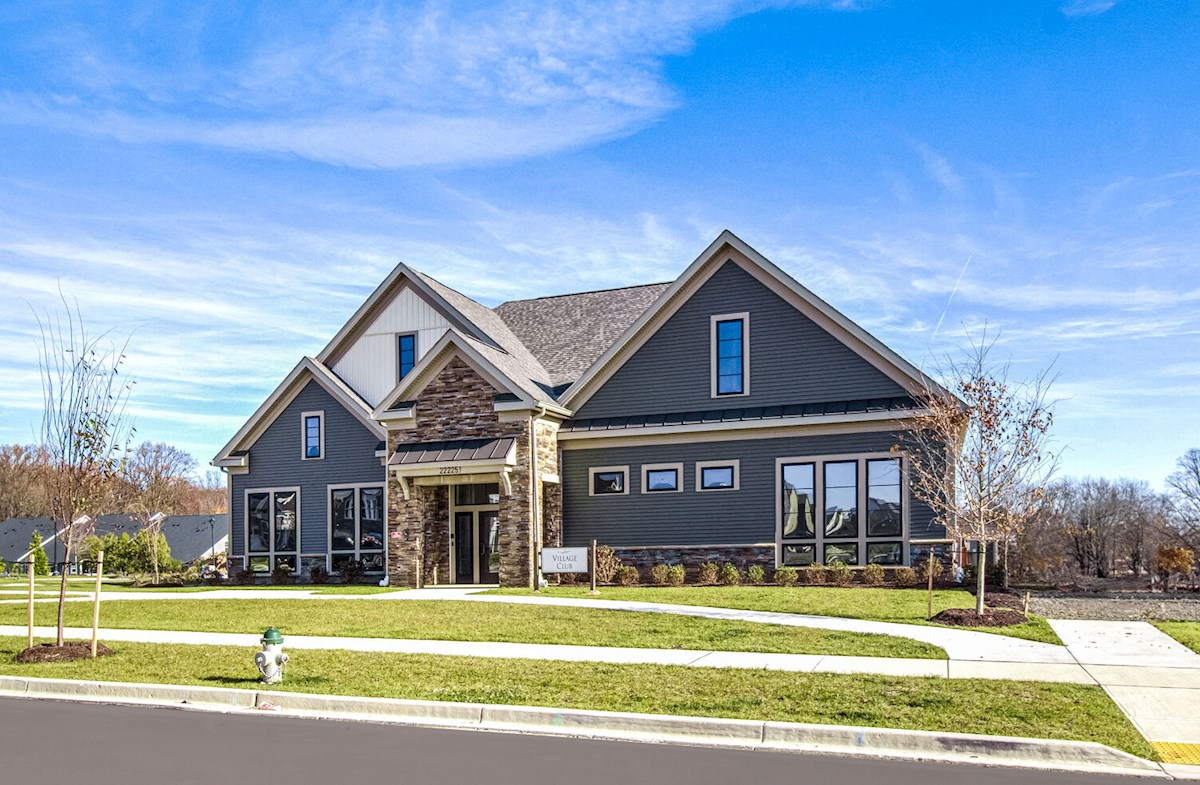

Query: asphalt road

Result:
[0,697,1154,784]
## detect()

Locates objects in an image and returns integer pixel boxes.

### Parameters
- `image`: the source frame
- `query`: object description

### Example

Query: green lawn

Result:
[1155,622,1200,654]
[0,598,943,659]
[0,579,398,595]
[489,586,1061,645]
[0,636,1154,759]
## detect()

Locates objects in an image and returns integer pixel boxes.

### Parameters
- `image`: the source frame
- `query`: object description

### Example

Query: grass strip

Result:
[1155,622,1200,654]
[489,586,1061,645]
[0,599,943,659]
[0,636,1154,760]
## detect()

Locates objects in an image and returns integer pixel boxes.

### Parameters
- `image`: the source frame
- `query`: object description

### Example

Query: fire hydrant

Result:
[254,627,288,684]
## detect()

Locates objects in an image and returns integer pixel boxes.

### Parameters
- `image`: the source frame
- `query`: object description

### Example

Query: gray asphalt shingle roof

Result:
[493,282,671,388]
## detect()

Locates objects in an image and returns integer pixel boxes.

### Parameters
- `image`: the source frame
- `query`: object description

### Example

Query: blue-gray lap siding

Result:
[560,430,942,548]
[229,380,385,558]
[574,260,908,420]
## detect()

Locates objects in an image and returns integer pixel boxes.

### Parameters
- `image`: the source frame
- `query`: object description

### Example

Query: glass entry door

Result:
[452,510,501,585]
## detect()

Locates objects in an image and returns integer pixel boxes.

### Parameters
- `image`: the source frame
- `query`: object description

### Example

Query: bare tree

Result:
[898,333,1056,615]
[35,298,135,647]
[1168,448,1200,552]
[122,442,196,583]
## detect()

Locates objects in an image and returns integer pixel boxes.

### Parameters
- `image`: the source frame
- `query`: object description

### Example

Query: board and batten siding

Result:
[331,284,451,407]
[574,260,908,420]
[229,379,386,559]
[560,429,940,548]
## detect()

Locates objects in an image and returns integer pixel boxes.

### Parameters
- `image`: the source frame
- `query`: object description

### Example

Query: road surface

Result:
[0,697,1154,784]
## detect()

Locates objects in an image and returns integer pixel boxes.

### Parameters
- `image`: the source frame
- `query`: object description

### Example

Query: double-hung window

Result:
[777,455,905,566]
[301,411,323,460]
[329,484,386,573]
[711,313,749,397]
[397,334,416,381]
[246,488,301,573]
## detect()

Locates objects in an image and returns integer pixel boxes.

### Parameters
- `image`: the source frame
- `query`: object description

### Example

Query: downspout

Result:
[529,409,542,590]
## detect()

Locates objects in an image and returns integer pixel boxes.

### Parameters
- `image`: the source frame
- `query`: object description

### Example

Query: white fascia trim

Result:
[558,230,959,410]
[494,399,573,418]
[558,409,928,443]
[212,357,384,465]
[316,267,496,366]
[213,455,249,469]
[371,330,538,418]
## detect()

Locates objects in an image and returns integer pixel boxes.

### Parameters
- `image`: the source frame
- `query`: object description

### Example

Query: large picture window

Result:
[329,484,386,573]
[777,455,907,567]
[245,488,301,573]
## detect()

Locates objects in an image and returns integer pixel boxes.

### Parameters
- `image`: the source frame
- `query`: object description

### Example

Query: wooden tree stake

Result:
[91,550,104,658]
[27,558,34,651]
[590,539,598,594]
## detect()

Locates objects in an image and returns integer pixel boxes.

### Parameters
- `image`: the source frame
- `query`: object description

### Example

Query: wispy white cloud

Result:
[1060,0,1120,18]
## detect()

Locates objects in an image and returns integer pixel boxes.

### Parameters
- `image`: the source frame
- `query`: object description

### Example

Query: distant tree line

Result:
[1012,447,1200,586]
[0,441,226,522]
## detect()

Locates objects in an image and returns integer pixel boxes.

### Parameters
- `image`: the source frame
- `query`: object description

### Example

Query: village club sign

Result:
[540,547,589,574]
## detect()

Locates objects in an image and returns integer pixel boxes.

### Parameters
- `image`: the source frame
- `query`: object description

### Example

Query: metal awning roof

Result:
[388,436,517,466]
[559,396,919,432]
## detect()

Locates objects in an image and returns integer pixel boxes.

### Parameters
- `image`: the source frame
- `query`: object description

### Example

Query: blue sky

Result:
[0,0,1196,487]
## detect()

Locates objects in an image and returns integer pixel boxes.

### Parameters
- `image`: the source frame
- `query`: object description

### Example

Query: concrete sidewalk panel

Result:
[1086,665,1200,689]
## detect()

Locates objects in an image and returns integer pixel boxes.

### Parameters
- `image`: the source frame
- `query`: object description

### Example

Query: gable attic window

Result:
[398,333,416,381]
[301,411,324,460]
[711,313,749,397]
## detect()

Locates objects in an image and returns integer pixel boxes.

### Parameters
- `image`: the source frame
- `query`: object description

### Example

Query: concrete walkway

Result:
[0,624,1095,683]
[1049,620,1200,762]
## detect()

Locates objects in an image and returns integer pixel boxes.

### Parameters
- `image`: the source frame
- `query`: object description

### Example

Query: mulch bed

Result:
[929,607,1029,627]
[16,642,115,663]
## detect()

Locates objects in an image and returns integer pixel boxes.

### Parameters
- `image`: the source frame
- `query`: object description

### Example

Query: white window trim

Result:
[710,312,750,398]
[327,482,387,573]
[244,486,302,573]
[301,411,325,460]
[588,465,630,496]
[774,452,908,568]
[696,459,740,492]
[397,332,418,383]
[641,462,684,494]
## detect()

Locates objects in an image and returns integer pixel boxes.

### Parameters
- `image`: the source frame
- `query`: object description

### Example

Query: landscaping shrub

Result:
[616,565,640,586]
[666,564,685,586]
[827,560,852,586]
[232,568,257,586]
[800,565,827,585]
[773,566,797,587]
[29,533,49,576]
[595,545,622,584]
[696,562,719,585]
[339,559,366,584]
[746,564,765,585]
[271,562,294,585]
[861,562,885,587]
[650,563,670,586]
[718,563,741,586]
[1156,545,1195,591]
[309,564,330,585]
[894,566,918,587]
[559,571,580,586]
[918,556,944,584]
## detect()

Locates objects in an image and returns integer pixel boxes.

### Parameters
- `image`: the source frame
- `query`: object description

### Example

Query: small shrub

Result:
[696,561,719,585]
[746,564,765,585]
[894,566,918,587]
[271,562,294,585]
[773,566,797,587]
[801,565,827,585]
[340,559,365,584]
[718,563,741,586]
[1156,545,1195,591]
[594,545,622,584]
[827,560,852,586]
[918,556,944,584]
[650,563,670,586]
[559,570,580,586]
[309,564,330,585]
[666,564,685,586]
[616,565,640,586]
[861,562,885,587]
[232,568,257,586]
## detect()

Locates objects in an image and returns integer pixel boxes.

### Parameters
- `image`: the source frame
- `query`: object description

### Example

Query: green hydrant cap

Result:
[262,627,283,645]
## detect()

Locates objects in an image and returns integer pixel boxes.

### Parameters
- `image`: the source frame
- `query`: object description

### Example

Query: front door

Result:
[452,510,501,585]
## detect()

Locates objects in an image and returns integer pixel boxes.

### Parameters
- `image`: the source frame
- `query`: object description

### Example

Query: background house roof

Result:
[0,514,229,567]
[494,282,671,387]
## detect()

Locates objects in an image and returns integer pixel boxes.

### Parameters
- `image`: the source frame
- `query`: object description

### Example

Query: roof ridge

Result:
[495,281,672,308]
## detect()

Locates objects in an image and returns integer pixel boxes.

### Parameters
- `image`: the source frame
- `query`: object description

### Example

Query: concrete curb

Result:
[0,675,1170,778]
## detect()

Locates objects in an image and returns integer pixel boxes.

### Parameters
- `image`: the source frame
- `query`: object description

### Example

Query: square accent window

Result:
[824,543,858,565]
[398,333,416,381]
[642,463,683,494]
[782,544,815,566]
[711,313,749,397]
[301,411,323,460]
[867,542,904,565]
[589,466,629,496]
[697,460,740,491]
